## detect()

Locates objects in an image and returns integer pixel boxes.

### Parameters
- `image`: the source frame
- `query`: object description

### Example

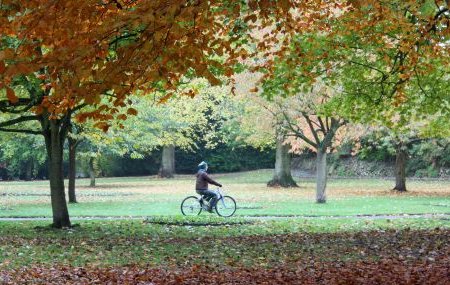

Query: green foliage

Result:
[257,2,450,139]
[175,144,275,173]
[97,154,160,177]
[0,133,46,179]
[413,166,439,178]
[406,139,450,177]
[85,143,274,177]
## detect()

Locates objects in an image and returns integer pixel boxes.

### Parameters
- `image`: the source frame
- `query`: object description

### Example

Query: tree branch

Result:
[0,115,38,128]
[0,127,41,135]
[0,98,34,114]
[349,60,387,77]
[319,118,343,152]
[280,111,318,148]
[302,113,321,145]
[71,103,87,113]
[317,116,327,133]
[286,131,318,149]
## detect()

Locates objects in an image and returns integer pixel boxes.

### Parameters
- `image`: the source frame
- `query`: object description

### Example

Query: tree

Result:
[268,128,298,187]
[159,145,176,178]
[261,84,346,202]
[67,124,83,203]
[228,72,297,187]
[118,79,226,178]
[0,1,252,228]
[253,0,450,193]
[359,128,421,192]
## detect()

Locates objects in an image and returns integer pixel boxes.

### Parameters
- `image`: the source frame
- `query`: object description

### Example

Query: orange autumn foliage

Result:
[0,0,256,122]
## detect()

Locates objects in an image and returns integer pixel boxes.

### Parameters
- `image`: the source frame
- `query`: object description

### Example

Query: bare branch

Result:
[317,116,327,133]
[302,113,321,145]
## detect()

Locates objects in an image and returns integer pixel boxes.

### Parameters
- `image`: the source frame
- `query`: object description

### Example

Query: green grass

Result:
[0,170,449,218]
[2,196,448,218]
[0,218,448,269]
[1,168,449,270]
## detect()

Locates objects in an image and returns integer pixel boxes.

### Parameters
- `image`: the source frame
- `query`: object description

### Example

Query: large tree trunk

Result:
[393,143,407,192]
[159,145,175,178]
[267,138,297,187]
[316,149,327,203]
[43,119,71,228]
[88,157,96,187]
[68,136,77,203]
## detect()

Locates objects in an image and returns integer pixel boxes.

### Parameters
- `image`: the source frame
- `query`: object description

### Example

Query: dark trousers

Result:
[196,189,218,208]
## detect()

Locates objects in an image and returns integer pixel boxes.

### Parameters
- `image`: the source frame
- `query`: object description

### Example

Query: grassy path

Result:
[0,212,449,222]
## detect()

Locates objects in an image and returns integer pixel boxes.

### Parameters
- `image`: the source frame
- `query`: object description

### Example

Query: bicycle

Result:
[180,188,237,217]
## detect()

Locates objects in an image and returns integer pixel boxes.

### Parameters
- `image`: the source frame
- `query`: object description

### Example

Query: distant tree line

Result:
[1,135,449,181]
[0,140,275,180]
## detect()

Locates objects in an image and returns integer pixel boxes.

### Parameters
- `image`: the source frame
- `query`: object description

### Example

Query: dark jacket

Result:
[195,170,222,190]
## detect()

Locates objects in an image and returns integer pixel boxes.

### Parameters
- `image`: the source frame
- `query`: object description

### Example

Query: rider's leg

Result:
[196,189,216,209]
[207,189,220,209]
[199,189,219,210]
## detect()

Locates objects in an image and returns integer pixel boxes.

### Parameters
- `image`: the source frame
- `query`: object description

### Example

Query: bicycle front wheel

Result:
[181,196,202,216]
[215,196,236,217]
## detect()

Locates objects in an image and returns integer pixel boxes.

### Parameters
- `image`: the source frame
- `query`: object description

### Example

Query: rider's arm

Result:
[202,172,222,187]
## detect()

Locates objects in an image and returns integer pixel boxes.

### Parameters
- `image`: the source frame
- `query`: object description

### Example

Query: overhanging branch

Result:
[0,115,38,128]
[0,127,41,135]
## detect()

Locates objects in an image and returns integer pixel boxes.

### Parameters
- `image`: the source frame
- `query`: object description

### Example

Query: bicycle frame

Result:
[216,188,224,199]
[182,188,236,217]
[215,188,230,208]
[199,188,222,198]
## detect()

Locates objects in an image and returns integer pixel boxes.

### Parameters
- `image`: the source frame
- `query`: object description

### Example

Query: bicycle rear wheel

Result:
[181,196,202,216]
[215,196,236,217]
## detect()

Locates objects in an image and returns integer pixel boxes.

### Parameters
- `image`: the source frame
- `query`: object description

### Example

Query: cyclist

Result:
[195,161,222,212]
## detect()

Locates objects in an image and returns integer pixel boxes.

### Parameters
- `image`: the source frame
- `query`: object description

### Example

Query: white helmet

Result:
[198,161,208,171]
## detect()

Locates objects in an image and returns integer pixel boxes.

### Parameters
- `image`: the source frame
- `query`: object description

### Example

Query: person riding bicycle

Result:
[195,161,222,212]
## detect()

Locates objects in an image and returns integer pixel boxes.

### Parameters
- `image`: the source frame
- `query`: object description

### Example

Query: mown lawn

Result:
[0,171,449,283]
[0,170,449,217]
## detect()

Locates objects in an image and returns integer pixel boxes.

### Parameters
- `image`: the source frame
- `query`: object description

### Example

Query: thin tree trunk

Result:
[68,137,77,203]
[316,149,327,203]
[89,157,96,187]
[393,143,407,192]
[44,120,71,228]
[159,145,175,178]
[267,138,297,187]
[24,158,33,181]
